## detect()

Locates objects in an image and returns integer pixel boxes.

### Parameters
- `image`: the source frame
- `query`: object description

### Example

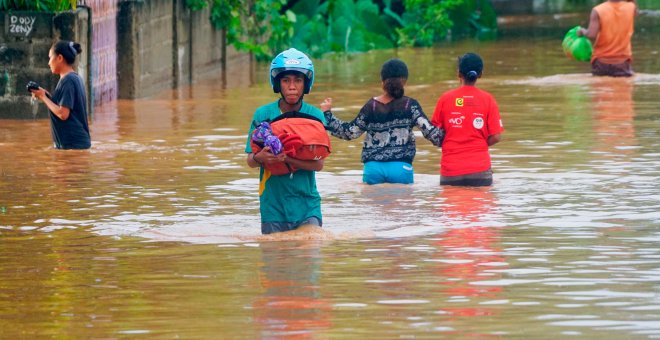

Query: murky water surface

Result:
[2,34,660,338]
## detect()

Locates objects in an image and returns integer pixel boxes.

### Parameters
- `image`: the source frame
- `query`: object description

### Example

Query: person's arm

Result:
[31,87,70,120]
[248,145,324,172]
[487,133,501,146]
[246,152,261,168]
[321,98,367,140]
[411,101,445,147]
[430,97,444,129]
[246,147,286,168]
[578,9,600,41]
[485,94,504,147]
[285,157,324,172]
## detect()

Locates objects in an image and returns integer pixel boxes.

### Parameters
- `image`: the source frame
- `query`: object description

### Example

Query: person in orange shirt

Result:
[577,0,637,77]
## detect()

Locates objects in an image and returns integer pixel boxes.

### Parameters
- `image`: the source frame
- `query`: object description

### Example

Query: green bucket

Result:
[562,26,593,62]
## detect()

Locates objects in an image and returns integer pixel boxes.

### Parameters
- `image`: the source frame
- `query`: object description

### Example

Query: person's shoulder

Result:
[472,87,499,107]
[61,72,82,85]
[300,102,324,118]
[622,1,637,12]
[253,101,278,118]
[594,1,611,9]
[255,100,278,112]
[472,87,495,100]
[300,101,321,113]
[475,87,494,97]
[404,96,421,105]
[594,1,627,12]
[69,72,84,80]
[360,97,376,110]
[439,87,461,100]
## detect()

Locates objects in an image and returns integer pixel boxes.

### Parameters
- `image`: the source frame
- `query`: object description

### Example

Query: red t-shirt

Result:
[431,86,504,177]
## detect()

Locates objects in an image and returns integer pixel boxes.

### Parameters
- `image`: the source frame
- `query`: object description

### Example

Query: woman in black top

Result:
[30,40,90,149]
[321,59,444,184]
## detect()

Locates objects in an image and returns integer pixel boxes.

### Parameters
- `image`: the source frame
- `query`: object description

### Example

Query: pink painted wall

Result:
[80,0,118,106]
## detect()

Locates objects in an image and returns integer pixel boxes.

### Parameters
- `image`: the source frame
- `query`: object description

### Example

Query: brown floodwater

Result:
[1,34,660,338]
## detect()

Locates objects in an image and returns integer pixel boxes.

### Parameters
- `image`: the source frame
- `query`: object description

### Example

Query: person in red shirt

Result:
[431,53,504,186]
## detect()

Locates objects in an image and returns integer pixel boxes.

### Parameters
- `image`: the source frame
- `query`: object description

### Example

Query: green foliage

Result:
[636,0,660,9]
[187,0,293,61]
[235,0,293,60]
[394,0,464,47]
[187,0,494,59]
[185,0,208,11]
[0,0,76,11]
[448,0,498,40]
[289,0,398,57]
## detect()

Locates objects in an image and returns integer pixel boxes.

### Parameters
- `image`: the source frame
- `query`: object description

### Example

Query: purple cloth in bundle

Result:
[251,122,272,145]
[251,121,283,154]
[264,135,283,155]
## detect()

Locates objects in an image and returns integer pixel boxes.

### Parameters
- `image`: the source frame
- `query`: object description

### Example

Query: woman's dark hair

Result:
[458,53,483,84]
[381,58,408,99]
[52,40,82,65]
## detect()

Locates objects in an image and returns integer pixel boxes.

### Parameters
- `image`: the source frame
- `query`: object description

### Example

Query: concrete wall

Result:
[116,0,173,98]
[117,0,252,99]
[0,9,90,119]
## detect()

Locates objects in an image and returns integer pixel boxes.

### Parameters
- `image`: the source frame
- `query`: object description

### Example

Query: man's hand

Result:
[285,157,324,172]
[255,147,286,164]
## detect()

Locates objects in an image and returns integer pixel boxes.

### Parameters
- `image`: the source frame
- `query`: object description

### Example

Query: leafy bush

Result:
[289,0,496,55]
[186,0,292,61]
[290,0,398,56]
[447,0,498,40]
[394,0,464,47]
[0,0,77,11]
[187,0,497,59]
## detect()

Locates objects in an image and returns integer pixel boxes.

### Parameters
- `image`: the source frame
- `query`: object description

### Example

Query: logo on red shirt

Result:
[473,117,484,129]
[455,98,464,107]
[448,115,465,126]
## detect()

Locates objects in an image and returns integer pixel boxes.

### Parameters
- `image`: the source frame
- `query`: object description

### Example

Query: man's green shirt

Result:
[245,100,327,224]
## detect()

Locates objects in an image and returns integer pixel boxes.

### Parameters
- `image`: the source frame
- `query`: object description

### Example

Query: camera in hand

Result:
[26,81,40,92]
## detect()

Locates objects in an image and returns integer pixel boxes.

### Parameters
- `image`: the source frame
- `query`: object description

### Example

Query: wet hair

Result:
[381,58,408,99]
[458,53,483,84]
[52,40,82,65]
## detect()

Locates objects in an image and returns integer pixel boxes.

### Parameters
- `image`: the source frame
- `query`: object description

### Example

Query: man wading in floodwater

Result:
[578,0,637,77]
[245,48,327,236]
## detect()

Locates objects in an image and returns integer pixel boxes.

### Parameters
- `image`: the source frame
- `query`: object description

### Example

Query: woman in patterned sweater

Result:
[320,59,445,184]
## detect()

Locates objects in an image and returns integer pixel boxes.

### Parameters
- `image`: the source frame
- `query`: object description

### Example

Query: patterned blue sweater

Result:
[324,96,444,164]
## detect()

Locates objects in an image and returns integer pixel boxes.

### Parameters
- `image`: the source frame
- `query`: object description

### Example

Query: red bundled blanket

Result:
[251,111,331,176]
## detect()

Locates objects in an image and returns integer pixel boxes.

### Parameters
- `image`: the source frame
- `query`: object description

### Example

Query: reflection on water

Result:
[590,77,637,158]
[254,241,332,337]
[1,35,660,337]
[433,186,504,323]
